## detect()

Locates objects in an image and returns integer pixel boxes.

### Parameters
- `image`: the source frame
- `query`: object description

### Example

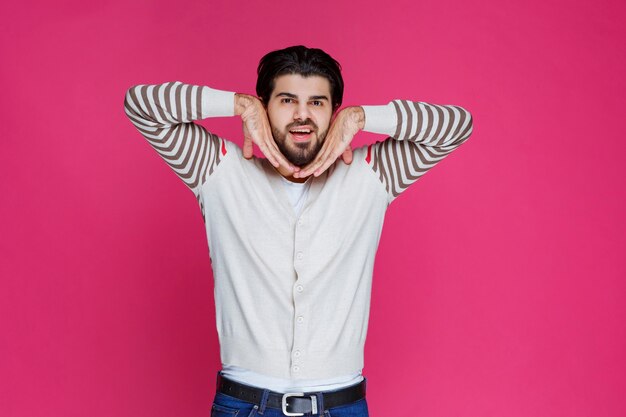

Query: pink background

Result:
[1,0,625,416]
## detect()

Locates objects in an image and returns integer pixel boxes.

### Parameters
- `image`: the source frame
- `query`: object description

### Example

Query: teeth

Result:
[291,129,311,133]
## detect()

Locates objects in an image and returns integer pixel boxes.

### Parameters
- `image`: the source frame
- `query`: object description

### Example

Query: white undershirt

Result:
[279,174,312,217]
[221,175,364,392]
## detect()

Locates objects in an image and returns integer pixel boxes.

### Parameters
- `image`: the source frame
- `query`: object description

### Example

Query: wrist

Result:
[234,93,254,116]
[349,106,366,130]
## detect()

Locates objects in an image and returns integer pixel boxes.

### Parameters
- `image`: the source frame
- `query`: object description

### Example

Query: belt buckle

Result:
[282,392,318,416]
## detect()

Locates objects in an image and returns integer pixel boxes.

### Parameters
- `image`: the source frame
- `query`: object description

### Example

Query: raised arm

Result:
[123,81,234,193]
[124,82,297,192]
[362,100,473,201]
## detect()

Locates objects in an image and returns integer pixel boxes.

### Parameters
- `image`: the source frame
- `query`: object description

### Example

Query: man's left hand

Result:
[294,106,365,178]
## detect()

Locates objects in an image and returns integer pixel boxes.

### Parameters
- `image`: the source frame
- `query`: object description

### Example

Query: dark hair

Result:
[256,45,344,111]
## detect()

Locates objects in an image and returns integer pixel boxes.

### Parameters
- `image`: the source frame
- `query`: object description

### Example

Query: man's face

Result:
[265,74,333,167]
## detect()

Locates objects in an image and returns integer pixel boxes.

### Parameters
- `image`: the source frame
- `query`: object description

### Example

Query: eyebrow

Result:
[275,92,330,101]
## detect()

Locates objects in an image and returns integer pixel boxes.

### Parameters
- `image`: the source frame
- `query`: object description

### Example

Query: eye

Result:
[311,100,323,106]
[281,98,294,104]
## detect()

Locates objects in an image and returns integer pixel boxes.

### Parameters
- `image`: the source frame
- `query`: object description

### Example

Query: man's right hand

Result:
[234,93,297,173]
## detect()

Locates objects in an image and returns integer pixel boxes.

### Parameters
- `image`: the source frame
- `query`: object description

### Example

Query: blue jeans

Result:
[211,374,370,417]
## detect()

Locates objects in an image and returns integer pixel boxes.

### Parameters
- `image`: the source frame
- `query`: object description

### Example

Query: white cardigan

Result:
[199,136,389,379]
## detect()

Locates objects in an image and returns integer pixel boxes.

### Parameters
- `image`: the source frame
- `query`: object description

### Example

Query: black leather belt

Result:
[216,372,366,416]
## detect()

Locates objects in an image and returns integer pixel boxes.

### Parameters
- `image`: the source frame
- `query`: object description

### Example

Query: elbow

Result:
[441,107,473,148]
[457,107,473,144]
[124,85,139,108]
[123,86,143,120]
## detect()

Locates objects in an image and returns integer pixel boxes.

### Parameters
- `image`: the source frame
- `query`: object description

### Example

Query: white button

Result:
[294,350,301,357]
[297,316,304,323]
[293,365,300,372]
[296,285,303,292]
[297,219,303,226]
[296,252,304,260]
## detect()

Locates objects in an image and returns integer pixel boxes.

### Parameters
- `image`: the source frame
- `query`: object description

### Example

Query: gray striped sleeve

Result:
[123,81,235,195]
[362,100,473,201]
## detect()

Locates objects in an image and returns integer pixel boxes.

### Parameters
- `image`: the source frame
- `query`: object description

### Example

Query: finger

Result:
[297,149,326,177]
[307,135,342,174]
[262,130,295,173]
[243,135,254,159]
[270,145,295,172]
[341,145,353,164]
[314,147,344,177]
[296,134,336,177]
[250,114,296,173]
[257,130,294,172]
[313,138,351,176]
[256,139,280,168]
[299,144,333,177]
[242,122,254,159]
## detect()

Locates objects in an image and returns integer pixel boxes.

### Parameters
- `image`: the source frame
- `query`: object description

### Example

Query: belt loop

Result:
[258,388,270,415]
[315,391,325,416]
[215,370,221,392]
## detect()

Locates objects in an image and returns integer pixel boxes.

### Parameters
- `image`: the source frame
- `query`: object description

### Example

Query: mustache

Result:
[287,119,318,131]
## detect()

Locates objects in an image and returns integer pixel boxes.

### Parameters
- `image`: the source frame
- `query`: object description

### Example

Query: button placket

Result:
[292,213,310,377]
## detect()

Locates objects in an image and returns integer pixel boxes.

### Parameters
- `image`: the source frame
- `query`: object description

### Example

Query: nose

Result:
[294,102,311,121]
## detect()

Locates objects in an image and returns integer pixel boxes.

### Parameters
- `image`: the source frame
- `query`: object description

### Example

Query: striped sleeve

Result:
[362,100,473,202]
[123,81,235,195]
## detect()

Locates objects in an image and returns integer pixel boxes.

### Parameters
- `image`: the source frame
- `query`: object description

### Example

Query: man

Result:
[124,45,473,417]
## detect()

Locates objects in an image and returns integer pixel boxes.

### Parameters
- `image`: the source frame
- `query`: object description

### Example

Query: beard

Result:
[272,119,328,167]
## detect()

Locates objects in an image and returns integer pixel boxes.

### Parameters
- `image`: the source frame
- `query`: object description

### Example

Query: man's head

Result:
[256,46,344,167]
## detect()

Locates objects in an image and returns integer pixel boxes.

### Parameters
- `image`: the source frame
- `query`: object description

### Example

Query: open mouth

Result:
[289,128,313,142]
